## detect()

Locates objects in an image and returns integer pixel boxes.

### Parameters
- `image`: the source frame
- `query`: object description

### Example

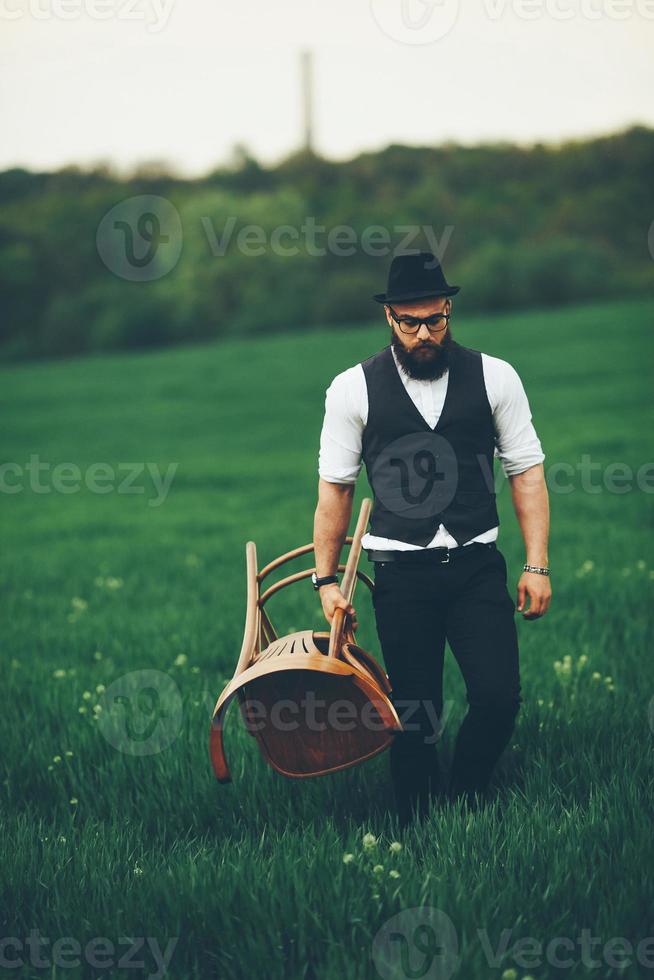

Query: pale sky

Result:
[2,0,653,175]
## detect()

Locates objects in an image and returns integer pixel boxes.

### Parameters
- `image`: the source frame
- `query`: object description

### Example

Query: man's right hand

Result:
[318,583,358,632]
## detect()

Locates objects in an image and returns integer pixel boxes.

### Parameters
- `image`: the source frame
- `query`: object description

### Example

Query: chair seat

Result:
[208,497,401,783]
[210,631,400,781]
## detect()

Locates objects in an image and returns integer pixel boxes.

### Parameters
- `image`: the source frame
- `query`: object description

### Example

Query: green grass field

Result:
[2,298,654,980]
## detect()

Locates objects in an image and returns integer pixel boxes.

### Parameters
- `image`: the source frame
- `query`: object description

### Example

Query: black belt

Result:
[366,541,497,566]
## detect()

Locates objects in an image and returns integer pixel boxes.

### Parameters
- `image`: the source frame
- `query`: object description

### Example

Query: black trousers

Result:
[371,543,522,824]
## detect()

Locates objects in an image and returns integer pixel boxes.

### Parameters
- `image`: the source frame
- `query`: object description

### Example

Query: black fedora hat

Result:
[373,251,461,304]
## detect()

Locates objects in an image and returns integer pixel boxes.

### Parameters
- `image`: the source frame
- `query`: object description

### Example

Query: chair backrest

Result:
[209,498,402,782]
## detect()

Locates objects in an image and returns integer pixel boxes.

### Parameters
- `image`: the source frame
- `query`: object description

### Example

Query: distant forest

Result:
[1,125,652,359]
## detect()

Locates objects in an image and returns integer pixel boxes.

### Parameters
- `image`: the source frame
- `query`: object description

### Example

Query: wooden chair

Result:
[209,498,401,782]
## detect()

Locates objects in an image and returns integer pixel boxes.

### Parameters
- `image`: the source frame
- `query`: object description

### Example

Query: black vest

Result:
[360,340,500,546]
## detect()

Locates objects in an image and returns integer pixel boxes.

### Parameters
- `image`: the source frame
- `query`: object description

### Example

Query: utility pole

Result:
[301,50,314,154]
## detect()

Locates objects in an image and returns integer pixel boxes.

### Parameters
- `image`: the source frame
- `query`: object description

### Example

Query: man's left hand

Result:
[516,571,552,619]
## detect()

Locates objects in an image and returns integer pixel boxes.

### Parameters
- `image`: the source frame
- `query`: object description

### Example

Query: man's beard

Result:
[390,326,454,381]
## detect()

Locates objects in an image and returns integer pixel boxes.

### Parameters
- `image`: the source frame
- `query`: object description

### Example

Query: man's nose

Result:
[417,323,432,340]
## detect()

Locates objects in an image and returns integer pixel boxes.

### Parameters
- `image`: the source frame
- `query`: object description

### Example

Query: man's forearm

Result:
[508,463,550,565]
[313,479,355,577]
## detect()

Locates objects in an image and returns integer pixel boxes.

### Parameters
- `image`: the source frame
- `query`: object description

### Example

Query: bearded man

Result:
[312,251,551,826]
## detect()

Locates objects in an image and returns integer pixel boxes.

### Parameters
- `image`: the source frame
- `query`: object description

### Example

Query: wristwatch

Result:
[311,572,339,591]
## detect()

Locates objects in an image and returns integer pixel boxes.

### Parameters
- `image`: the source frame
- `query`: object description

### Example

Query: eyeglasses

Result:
[387,305,451,335]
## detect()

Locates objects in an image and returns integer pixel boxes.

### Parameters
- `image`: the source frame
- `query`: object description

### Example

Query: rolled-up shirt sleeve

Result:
[318,368,365,484]
[491,359,545,478]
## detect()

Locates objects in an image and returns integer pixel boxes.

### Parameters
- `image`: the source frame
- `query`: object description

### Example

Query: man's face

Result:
[385,296,453,381]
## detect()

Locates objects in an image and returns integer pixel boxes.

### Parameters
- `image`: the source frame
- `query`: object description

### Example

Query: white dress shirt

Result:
[318,344,545,550]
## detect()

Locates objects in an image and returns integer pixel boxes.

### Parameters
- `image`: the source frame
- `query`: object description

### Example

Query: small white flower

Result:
[389,841,402,854]
[95,684,106,694]
[173,653,188,667]
[342,853,355,865]
[69,797,78,805]
[389,869,401,879]
[53,669,66,679]
[362,832,377,849]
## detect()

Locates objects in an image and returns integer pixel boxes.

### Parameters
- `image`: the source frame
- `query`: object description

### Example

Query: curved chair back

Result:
[209,498,401,782]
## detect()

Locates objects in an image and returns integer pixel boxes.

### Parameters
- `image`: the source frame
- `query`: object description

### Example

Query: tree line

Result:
[1,126,652,359]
